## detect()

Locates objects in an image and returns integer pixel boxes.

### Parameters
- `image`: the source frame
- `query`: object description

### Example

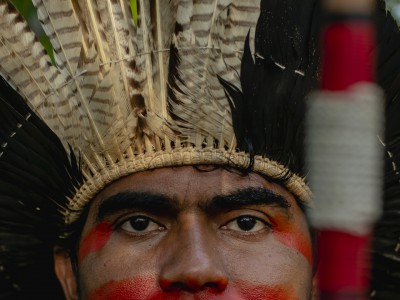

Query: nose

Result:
[159,218,228,293]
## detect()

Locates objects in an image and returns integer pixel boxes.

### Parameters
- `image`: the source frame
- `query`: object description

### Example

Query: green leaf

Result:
[39,35,55,65]
[9,0,55,65]
[130,0,138,27]
[8,0,34,19]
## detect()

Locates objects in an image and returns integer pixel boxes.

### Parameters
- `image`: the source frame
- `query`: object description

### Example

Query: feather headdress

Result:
[0,0,317,226]
[0,1,320,296]
[0,0,400,298]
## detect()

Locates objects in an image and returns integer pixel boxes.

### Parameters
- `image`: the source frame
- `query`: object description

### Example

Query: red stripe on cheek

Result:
[89,278,223,300]
[89,277,299,300]
[78,222,112,263]
[272,219,313,265]
[89,277,156,300]
[234,280,299,300]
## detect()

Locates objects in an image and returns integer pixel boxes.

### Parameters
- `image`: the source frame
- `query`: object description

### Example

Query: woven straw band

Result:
[65,148,311,224]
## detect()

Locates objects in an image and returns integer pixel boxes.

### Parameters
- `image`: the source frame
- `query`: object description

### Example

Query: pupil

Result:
[237,216,256,231]
[130,217,149,231]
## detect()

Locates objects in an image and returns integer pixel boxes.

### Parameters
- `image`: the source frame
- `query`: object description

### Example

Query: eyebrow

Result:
[96,187,290,221]
[97,192,179,221]
[201,187,291,213]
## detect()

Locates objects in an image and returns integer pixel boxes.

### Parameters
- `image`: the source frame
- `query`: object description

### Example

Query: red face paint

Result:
[272,217,313,265]
[88,277,298,300]
[78,221,112,263]
[234,280,299,300]
[88,277,155,300]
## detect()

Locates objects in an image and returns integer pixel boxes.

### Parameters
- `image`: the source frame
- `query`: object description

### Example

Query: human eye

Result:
[118,215,165,234]
[222,215,271,233]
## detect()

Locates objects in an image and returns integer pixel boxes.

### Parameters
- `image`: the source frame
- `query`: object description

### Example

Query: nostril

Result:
[204,280,228,292]
[160,280,201,292]
[201,277,229,293]
[159,279,177,292]
[171,282,187,291]
[159,280,189,292]
[160,279,228,293]
[204,282,218,289]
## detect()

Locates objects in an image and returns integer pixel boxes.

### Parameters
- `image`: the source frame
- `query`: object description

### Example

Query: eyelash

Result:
[222,215,272,232]
[112,212,273,236]
[114,214,166,235]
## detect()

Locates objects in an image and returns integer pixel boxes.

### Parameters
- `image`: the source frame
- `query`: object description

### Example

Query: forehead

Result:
[92,165,296,207]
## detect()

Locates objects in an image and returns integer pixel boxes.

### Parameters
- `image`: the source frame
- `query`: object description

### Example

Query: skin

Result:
[55,166,314,300]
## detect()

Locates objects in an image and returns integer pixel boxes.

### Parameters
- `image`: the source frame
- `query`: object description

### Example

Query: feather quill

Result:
[166,0,260,147]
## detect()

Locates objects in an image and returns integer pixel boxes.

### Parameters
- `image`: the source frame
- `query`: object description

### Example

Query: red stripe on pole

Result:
[321,22,376,91]
[317,230,371,297]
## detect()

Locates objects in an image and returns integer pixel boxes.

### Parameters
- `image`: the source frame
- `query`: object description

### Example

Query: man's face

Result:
[56,166,313,300]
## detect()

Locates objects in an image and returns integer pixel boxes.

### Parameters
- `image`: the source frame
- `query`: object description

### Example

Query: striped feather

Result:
[166,0,260,146]
[0,2,85,151]
[32,0,82,76]
[0,0,264,183]
[0,0,270,177]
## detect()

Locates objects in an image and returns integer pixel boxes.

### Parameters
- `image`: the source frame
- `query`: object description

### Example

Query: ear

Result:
[54,246,79,300]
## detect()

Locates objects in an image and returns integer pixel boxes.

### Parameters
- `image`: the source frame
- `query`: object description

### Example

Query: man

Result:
[60,166,313,299]
[0,0,399,299]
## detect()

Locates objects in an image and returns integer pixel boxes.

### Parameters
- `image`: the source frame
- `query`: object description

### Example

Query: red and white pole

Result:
[306,0,384,298]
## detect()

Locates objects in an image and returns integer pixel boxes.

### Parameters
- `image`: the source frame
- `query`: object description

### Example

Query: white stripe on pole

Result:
[306,83,384,235]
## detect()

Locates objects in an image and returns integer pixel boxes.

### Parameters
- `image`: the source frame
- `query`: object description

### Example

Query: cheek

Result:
[217,233,312,298]
[272,216,313,265]
[88,276,300,300]
[234,280,299,300]
[78,222,113,263]
[88,277,157,300]
[78,230,162,297]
